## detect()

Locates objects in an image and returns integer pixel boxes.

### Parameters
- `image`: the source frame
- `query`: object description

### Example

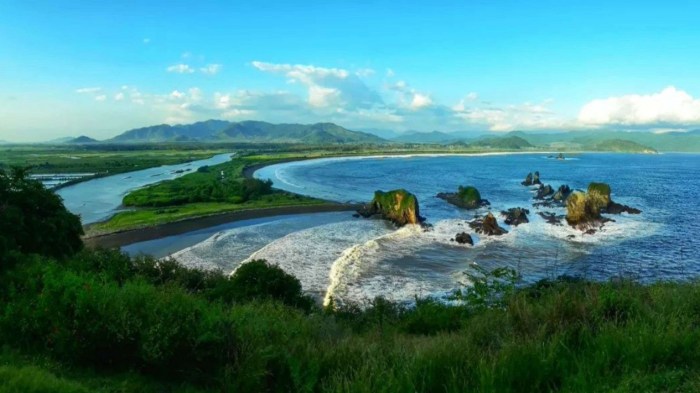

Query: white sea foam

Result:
[232,220,392,295]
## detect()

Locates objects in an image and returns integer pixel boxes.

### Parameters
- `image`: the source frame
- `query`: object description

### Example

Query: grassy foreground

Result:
[3,248,700,392]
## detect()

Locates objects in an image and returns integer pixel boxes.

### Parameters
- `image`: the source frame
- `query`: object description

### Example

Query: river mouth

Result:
[121,153,698,305]
[57,153,233,225]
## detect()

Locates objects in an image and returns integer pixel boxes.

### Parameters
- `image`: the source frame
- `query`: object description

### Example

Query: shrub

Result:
[229,260,313,310]
[0,167,83,261]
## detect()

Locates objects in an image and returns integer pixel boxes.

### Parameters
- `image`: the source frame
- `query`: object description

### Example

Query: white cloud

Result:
[200,64,222,75]
[308,86,341,107]
[94,95,107,102]
[251,61,382,110]
[578,86,700,127]
[355,68,375,77]
[410,93,432,110]
[386,68,395,77]
[466,92,479,101]
[170,90,186,100]
[166,64,195,74]
[76,87,101,94]
[454,100,566,131]
[114,92,125,101]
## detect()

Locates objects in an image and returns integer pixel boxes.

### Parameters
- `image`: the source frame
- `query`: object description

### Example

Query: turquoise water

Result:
[126,153,700,304]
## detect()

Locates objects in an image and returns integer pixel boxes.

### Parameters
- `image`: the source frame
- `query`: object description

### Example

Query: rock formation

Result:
[535,184,554,199]
[469,212,508,236]
[455,232,474,245]
[437,185,490,209]
[522,171,542,186]
[501,207,530,226]
[356,189,423,226]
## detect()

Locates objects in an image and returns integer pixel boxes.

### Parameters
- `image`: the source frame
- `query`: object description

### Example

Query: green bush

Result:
[229,260,314,310]
[0,167,83,262]
[0,365,88,393]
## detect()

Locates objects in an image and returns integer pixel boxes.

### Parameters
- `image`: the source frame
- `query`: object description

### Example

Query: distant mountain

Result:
[45,137,75,144]
[508,130,700,152]
[360,128,401,140]
[109,120,384,144]
[467,135,534,150]
[591,139,657,154]
[391,131,458,144]
[67,135,99,144]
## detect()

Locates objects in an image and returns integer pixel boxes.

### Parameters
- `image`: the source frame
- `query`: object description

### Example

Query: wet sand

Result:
[83,203,359,249]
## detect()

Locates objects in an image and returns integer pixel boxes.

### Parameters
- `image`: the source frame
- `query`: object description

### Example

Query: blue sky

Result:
[2,0,700,141]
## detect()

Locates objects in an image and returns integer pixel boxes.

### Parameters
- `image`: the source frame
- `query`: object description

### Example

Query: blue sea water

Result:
[127,153,700,304]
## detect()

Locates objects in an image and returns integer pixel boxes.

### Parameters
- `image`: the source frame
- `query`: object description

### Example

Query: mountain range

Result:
[29,119,700,152]
[109,120,383,144]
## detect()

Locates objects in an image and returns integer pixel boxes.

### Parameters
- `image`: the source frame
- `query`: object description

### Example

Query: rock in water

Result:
[455,232,474,245]
[469,212,508,236]
[565,191,610,232]
[356,189,423,226]
[535,184,554,199]
[521,171,542,186]
[501,207,530,226]
[552,185,572,202]
[605,201,642,215]
[538,211,564,225]
[437,185,490,209]
[533,171,542,185]
[585,182,642,216]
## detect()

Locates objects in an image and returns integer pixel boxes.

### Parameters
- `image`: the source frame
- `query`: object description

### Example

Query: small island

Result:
[356,189,423,226]
[437,186,490,209]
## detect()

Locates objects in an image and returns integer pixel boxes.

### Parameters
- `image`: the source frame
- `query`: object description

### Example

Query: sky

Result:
[1,0,700,142]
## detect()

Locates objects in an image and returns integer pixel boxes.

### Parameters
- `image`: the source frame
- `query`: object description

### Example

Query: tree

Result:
[228,260,313,310]
[0,167,83,262]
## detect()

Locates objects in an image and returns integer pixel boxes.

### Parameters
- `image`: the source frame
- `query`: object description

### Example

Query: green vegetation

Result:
[457,185,482,208]
[0,144,227,175]
[90,154,329,234]
[110,120,384,144]
[0,167,83,260]
[4,171,700,392]
[361,189,421,226]
[588,182,612,210]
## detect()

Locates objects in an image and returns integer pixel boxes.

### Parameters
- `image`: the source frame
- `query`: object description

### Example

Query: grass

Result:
[0,145,227,175]
[87,197,327,234]
[4,249,700,392]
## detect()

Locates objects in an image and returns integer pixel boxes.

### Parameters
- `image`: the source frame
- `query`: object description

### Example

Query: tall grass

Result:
[2,249,700,392]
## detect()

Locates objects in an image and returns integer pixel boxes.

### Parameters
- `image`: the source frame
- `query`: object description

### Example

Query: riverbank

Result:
[83,203,359,249]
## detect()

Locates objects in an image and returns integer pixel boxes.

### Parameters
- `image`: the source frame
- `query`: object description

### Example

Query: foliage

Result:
[451,263,519,309]
[457,185,481,206]
[3,248,700,391]
[229,260,314,310]
[0,167,83,262]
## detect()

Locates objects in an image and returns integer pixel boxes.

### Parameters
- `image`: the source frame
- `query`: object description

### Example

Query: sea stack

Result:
[357,189,423,226]
[437,185,490,209]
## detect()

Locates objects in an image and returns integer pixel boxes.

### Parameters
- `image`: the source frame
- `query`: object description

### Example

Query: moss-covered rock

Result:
[357,189,423,226]
[437,185,489,209]
[587,182,611,210]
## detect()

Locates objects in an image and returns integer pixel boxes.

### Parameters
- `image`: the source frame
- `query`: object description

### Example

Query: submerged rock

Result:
[605,201,642,215]
[535,184,554,200]
[437,185,490,209]
[557,153,565,160]
[538,211,564,226]
[356,189,423,227]
[469,212,508,236]
[501,207,530,226]
[455,232,474,245]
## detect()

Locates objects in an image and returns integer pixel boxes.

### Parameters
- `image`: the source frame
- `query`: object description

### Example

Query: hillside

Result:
[591,139,657,153]
[392,130,457,144]
[467,135,534,149]
[67,135,99,144]
[508,130,700,152]
[109,120,384,144]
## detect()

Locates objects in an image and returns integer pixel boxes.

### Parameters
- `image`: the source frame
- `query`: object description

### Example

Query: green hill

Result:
[109,120,384,144]
[467,135,534,149]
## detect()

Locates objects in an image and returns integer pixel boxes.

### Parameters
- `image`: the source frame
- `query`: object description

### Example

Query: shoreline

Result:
[83,203,360,249]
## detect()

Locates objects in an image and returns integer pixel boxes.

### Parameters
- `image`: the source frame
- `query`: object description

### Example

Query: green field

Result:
[0,144,228,175]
